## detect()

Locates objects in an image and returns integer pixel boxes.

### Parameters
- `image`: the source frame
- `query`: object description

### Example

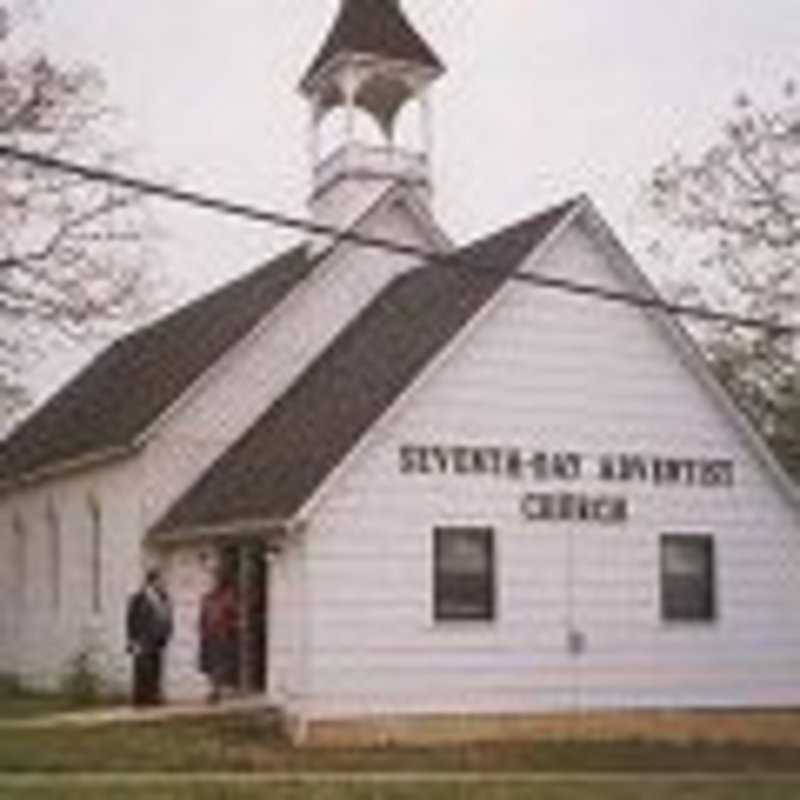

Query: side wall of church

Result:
[0,457,144,694]
[295,214,800,722]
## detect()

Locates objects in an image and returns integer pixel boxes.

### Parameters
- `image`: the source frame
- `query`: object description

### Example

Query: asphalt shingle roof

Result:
[0,245,313,484]
[153,199,577,536]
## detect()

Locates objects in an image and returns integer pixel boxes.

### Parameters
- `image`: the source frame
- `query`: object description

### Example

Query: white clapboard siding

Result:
[0,458,142,693]
[267,532,310,710]
[295,211,800,720]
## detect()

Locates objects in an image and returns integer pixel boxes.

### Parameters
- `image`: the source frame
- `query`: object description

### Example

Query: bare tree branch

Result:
[0,2,155,426]
[643,84,800,479]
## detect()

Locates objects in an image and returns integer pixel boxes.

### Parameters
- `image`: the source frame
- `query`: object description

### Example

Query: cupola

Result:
[300,0,445,231]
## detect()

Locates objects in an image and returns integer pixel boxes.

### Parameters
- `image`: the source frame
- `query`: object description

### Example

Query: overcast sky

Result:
[20,0,800,389]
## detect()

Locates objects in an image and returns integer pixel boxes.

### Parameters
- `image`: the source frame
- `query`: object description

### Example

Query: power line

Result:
[0,143,795,337]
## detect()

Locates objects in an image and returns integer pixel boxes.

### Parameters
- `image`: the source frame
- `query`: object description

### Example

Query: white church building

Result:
[1,0,799,744]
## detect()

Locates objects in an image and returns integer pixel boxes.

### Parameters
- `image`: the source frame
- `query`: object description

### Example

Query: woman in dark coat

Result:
[199,577,239,703]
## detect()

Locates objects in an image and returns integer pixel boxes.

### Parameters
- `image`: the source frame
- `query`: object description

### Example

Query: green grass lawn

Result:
[1,714,800,774]
[1,714,800,799]
[0,673,122,723]
[0,679,78,722]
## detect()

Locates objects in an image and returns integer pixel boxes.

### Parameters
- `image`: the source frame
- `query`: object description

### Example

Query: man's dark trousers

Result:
[133,648,164,706]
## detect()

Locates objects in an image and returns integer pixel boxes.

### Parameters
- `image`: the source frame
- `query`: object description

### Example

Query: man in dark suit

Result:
[126,568,173,706]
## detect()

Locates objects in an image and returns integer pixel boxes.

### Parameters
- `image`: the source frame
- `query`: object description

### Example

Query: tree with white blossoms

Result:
[0,1,153,420]
[644,81,800,480]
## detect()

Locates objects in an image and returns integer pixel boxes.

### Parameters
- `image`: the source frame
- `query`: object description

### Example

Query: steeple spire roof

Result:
[302,0,444,89]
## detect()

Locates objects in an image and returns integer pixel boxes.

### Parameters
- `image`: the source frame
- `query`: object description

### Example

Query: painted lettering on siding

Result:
[520,492,628,523]
[399,445,735,524]
[399,445,734,488]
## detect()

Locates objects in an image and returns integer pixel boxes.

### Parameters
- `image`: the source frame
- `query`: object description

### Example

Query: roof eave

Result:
[148,517,299,548]
[0,443,139,497]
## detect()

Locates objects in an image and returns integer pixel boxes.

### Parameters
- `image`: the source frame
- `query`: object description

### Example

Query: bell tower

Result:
[300,0,445,233]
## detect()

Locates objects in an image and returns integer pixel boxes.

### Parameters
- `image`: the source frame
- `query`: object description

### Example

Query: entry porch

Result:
[157,527,288,705]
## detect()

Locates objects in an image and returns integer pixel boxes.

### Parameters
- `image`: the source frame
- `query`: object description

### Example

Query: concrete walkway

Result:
[0,696,274,730]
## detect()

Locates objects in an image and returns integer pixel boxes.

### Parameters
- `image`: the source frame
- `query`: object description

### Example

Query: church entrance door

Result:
[218,542,267,694]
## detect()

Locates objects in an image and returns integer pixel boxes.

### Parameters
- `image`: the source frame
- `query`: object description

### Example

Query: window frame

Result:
[660,533,716,624]
[433,526,496,623]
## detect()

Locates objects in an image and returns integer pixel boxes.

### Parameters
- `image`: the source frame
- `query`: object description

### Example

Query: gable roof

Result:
[302,0,445,88]
[152,199,577,538]
[0,245,313,487]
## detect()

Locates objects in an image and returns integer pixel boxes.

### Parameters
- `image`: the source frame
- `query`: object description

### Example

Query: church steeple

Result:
[301,0,445,233]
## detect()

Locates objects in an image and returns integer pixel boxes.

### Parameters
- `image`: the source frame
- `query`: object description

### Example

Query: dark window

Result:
[434,527,494,621]
[661,534,715,622]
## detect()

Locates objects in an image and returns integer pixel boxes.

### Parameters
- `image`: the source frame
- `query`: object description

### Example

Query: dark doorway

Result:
[218,542,267,694]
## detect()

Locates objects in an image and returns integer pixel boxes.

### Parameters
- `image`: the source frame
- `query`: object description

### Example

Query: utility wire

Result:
[0,143,795,336]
